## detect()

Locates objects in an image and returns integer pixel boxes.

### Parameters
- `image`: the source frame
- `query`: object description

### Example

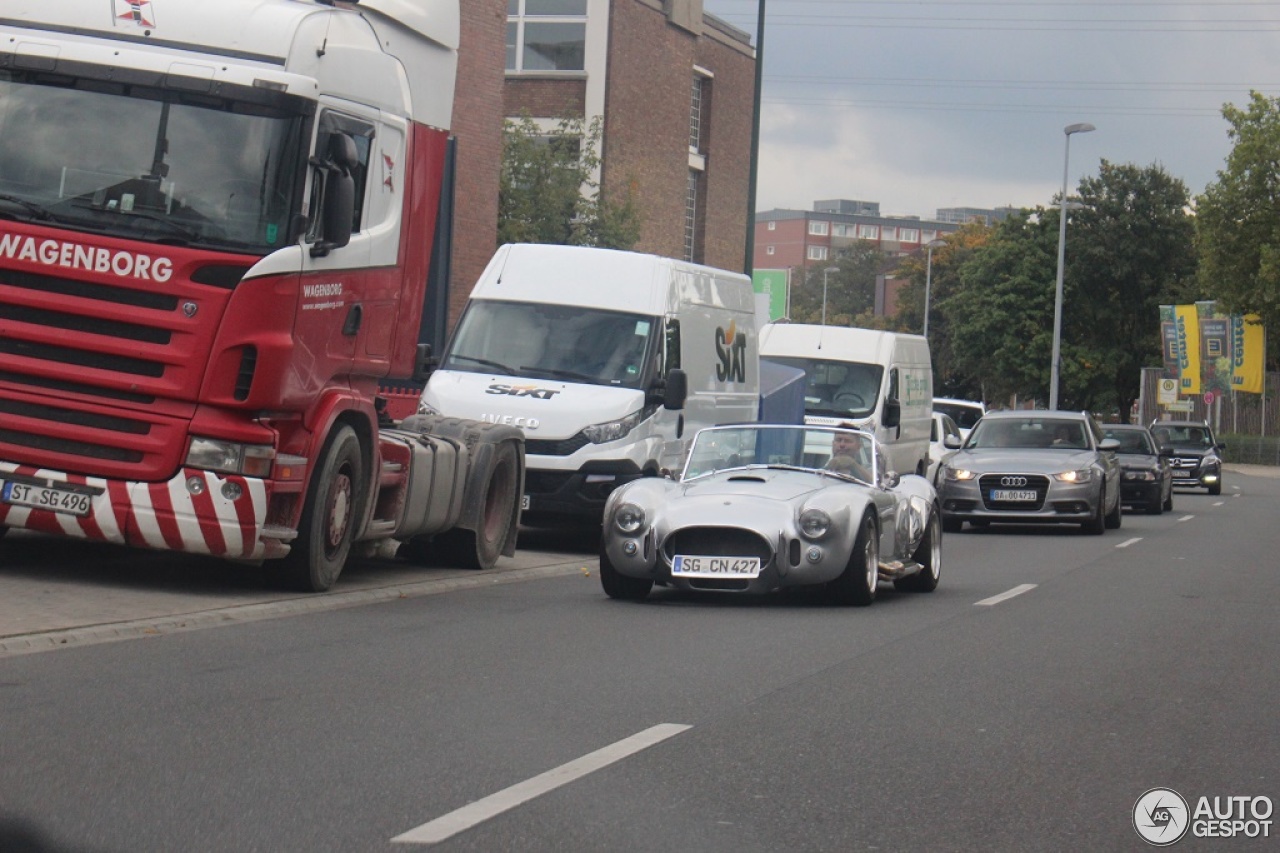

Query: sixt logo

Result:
[485,384,560,400]
[715,320,748,383]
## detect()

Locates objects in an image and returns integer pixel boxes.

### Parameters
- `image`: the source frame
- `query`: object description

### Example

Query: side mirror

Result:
[882,398,901,429]
[1159,446,1174,457]
[412,343,436,382]
[310,133,357,257]
[1099,438,1120,452]
[1218,441,1228,450]
[943,434,963,449]
[664,368,688,410]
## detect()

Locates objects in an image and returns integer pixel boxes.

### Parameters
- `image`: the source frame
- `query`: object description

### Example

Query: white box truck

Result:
[420,244,760,524]
[759,324,933,476]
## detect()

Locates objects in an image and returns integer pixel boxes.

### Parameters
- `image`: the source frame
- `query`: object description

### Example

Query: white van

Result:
[932,397,986,441]
[421,244,760,524]
[759,324,933,476]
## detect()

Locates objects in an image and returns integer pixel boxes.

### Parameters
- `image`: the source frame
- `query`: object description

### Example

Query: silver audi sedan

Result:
[937,410,1122,534]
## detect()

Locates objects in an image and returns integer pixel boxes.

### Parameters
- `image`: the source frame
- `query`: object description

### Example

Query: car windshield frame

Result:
[680,424,879,486]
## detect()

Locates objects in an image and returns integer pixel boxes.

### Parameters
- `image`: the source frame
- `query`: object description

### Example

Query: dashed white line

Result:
[391,723,693,845]
[1213,501,1225,507]
[1115,537,1143,549]
[1177,515,1195,522]
[975,584,1037,606]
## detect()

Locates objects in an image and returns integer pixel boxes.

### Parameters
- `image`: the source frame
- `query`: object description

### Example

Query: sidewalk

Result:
[1225,462,1280,478]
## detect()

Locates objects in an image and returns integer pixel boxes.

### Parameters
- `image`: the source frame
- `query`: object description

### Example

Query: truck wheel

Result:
[434,440,520,570]
[896,507,940,592]
[828,513,878,606]
[283,425,365,592]
[599,544,652,601]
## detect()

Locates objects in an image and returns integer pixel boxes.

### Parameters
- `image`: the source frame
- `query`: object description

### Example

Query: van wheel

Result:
[434,440,520,570]
[282,425,365,592]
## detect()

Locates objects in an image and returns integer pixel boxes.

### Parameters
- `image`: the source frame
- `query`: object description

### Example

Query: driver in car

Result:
[826,432,873,483]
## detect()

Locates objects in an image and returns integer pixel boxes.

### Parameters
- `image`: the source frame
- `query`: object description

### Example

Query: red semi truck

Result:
[0,0,523,591]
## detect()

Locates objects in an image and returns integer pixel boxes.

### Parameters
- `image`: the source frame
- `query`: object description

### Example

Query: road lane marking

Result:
[1213,501,1225,507]
[1177,515,1195,522]
[975,584,1037,606]
[391,724,693,845]
[1115,537,1143,549]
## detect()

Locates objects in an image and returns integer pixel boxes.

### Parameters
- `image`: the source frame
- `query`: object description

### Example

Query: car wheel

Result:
[896,507,940,593]
[599,544,653,601]
[1082,487,1105,535]
[942,515,963,534]
[1163,489,1173,512]
[1208,480,1222,496]
[1105,487,1123,529]
[829,513,878,606]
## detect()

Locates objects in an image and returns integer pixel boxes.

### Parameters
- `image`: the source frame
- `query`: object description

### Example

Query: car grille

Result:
[661,527,774,568]
[978,473,1050,510]
[1170,456,1202,470]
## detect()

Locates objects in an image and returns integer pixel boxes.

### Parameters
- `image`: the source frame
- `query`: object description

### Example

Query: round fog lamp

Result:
[186,476,205,495]
[622,540,639,557]
[221,481,244,501]
[806,546,822,563]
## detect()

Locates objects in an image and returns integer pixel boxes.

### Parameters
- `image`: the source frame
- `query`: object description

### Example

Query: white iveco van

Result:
[421,244,760,524]
[759,324,933,476]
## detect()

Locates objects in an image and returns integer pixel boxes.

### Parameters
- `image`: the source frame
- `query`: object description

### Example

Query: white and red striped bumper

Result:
[0,462,272,560]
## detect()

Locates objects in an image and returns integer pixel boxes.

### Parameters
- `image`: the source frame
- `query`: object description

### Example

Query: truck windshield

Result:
[443,300,658,390]
[0,70,307,255]
[764,356,883,420]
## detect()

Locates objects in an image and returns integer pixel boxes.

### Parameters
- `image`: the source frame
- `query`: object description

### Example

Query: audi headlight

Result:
[798,508,832,540]
[186,437,274,477]
[613,502,646,534]
[583,410,642,444]
[945,467,977,481]
[1054,469,1092,483]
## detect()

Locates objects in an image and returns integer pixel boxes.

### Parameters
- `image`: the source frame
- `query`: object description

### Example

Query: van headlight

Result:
[583,410,642,444]
[186,437,274,477]
[417,399,440,415]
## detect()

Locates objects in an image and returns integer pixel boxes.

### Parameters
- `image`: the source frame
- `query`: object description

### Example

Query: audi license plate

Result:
[672,554,761,579]
[990,489,1037,502]
[1,480,92,517]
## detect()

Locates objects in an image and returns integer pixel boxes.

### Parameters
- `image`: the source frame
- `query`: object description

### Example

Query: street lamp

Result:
[1049,121,1095,411]
[923,238,946,341]
[821,265,839,326]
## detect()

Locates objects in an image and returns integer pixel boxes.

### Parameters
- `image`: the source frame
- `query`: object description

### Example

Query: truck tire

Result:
[433,439,520,570]
[282,425,366,592]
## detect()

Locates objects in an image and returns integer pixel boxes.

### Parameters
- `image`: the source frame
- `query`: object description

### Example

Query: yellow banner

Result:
[1174,304,1201,395]
[1231,313,1265,394]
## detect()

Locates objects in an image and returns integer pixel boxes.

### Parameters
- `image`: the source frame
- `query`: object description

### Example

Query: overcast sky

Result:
[703,0,1278,220]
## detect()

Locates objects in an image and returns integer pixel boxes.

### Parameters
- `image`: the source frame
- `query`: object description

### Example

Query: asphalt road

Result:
[1,468,1277,852]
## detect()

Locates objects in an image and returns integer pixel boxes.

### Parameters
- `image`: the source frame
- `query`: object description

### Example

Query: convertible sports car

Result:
[599,425,941,605]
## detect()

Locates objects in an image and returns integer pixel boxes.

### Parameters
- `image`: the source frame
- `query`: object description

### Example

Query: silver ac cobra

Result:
[599,425,941,605]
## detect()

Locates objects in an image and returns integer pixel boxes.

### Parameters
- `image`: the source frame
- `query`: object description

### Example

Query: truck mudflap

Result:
[0,461,273,560]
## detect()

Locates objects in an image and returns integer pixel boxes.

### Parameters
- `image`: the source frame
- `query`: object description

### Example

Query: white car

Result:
[933,397,985,440]
[927,411,962,486]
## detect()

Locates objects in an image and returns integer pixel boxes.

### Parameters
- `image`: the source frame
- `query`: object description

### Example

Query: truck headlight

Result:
[798,508,831,540]
[583,410,642,444]
[186,437,274,477]
[614,502,646,534]
[1054,469,1092,483]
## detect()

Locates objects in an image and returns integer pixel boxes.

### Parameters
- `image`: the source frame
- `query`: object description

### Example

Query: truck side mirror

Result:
[664,368,688,410]
[310,133,357,257]
[882,398,901,429]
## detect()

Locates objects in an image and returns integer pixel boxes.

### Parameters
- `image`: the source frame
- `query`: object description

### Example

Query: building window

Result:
[507,0,587,72]
[690,75,707,152]
[900,228,919,242]
[766,245,775,255]
[858,224,877,239]
[685,169,700,262]
[808,220,829,236]
[832,223,854,237]
[922,229,937,243]
[767,221,776,231]
[807,245,828,261]
[882,226,897,241]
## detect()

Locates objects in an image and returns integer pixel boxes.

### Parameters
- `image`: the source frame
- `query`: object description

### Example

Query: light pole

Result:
[1049,121,1095,411]
[821,266,839,326]
[923,238,946,341]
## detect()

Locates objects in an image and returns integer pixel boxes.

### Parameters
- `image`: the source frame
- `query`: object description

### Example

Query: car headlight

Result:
[945,467,977,481]
[798,508,831,540]
[1124,469,1156,481]
[583,410,642,444]
[1054,469,1092,483]
[613,502,646,534]
[186,437,274,477]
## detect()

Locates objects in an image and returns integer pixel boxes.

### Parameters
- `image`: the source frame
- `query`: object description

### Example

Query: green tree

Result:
[498,114,640,249]
[1197,91,1280,364]
[1072,161,1196,421]
[788,241,887,327]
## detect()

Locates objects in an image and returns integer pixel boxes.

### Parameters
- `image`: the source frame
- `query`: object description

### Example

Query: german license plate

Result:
[991,489,1037,502]
[1,480,92,517]
[1172,470,1192,478]
[672,554,761,578]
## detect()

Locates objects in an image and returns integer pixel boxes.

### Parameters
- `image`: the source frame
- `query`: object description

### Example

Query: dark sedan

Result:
[1102,424,1173,515]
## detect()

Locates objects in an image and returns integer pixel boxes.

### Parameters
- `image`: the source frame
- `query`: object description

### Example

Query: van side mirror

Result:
[664,368,688,410]
[882,398,901,429]
[412,343,436,382]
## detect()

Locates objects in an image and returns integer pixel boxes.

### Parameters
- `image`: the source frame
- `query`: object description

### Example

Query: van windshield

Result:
[443,300,658,389]
[765,356,882,420]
